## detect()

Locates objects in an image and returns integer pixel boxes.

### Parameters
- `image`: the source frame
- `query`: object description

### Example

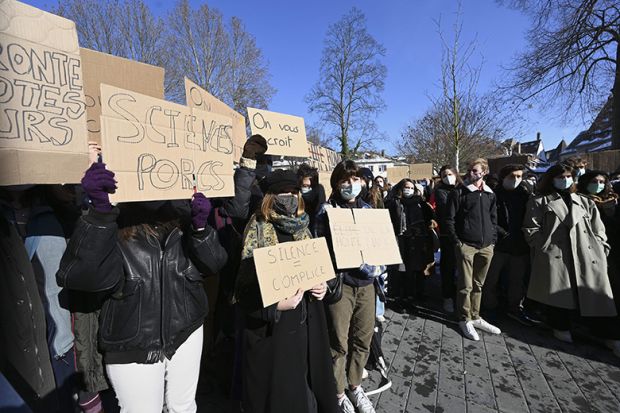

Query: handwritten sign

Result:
[247,107,308,157]
[100,84,234,202]
[0,0,88,185]
[307,142,341,172]
[81,48,165,144]
[386,166,410,184]
[185,78,246,162]
[387,163,434,183]
[253,237,336,307]
[326,208,402,269]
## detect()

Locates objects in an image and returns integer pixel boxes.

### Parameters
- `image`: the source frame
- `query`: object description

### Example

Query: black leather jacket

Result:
[57,208,227,364]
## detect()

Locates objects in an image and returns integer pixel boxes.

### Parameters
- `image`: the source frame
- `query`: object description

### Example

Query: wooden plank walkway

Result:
[370,303,620,413]
[196,301,620,413]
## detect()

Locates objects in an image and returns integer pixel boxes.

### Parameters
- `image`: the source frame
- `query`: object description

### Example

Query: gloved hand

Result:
[242,134,268,160]
[81,163,116,212]
[191,192,212,230]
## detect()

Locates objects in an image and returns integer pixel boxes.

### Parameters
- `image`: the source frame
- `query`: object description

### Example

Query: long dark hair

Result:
[438,165,464,187]
[576,170,614,199]
[537,163,576,195]
[329,160,360,198]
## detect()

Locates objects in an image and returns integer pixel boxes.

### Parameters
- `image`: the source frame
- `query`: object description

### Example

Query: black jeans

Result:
[439,236,456,299]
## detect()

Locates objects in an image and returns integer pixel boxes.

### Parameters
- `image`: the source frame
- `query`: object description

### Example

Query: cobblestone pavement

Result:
[197,301,620,413]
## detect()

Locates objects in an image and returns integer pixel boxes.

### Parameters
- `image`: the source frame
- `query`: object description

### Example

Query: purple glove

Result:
[81,163,117,212]
[191,192,212,230]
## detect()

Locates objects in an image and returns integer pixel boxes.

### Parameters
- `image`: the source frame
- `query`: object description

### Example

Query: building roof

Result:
[561,97,613,157]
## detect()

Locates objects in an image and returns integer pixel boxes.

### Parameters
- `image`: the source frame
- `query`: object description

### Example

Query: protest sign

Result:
[247,107,308,157]
[326,208,402,269]
[387,166,410,184]
[100,84,234,202]
[185,78,246,162]
[81,48,165,144]
[308,142,341,172]
[253,237,336,307]
[0,0,88,185]
[409,163,434,180]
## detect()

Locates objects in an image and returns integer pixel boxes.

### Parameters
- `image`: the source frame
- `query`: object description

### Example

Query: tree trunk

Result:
[613,41,620,150]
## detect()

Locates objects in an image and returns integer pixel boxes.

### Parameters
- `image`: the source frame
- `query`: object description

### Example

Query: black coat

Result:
[494,184,531,255]
[237,230,338,413]
[0,216,55,409]
[445,183,498,249]
[57,208,227,364]
[433,184,457,236]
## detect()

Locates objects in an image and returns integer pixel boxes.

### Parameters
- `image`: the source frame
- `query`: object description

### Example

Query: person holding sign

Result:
[57,163,228,413]
[314,160,385,413]
[234,170,338,413]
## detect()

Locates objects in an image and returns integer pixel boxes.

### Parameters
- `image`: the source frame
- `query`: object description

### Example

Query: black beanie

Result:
[259,169,300,194]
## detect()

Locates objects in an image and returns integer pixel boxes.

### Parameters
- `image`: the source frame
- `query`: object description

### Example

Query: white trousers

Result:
[106,326,204,413]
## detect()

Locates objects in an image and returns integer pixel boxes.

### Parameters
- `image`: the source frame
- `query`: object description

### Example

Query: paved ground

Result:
[364,302,620,413]
[197,291,620,413]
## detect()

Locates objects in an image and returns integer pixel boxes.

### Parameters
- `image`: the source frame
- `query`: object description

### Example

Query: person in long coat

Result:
[523,163,618,348]
[234,170,338,413]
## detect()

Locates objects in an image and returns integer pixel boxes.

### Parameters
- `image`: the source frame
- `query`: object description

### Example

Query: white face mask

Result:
[442,175,456,185]
[553,177,574,190]
[502,177,522,190]
[301,187,312,195]
[402,188,415,198]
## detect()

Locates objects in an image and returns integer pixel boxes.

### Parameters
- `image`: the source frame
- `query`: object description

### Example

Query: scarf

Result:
[241,212,311,260]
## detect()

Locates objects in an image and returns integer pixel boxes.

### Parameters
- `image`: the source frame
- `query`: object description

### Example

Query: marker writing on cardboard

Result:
[192,173,197,194]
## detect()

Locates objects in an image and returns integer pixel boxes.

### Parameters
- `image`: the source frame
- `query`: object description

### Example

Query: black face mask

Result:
[273,194,298,216]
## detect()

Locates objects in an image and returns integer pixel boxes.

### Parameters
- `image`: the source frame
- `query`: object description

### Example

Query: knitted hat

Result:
[259,169,300,194]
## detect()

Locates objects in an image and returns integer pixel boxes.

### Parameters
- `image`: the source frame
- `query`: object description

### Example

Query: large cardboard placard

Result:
[253,237,336,307]
[185,78,246,162]
[247,107,308,157]
[100,84,235,202]
[326,208,402,269]
[387,166,410,184]
[0,0,88,185]
[81,48,165,144]
[409,163,434,180]
[308,142,341,172]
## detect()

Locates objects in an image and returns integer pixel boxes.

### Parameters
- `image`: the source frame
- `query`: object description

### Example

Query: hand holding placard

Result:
[252,237,336,308]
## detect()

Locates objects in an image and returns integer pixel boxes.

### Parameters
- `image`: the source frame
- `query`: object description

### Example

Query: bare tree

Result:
[165,0,229,102]
[306,8,387,157]
[224,17,276,113]
[499,0,619,148]
[399,9,506,170]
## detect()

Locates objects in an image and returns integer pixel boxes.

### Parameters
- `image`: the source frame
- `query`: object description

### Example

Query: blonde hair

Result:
[469,158,489,173]
[260,192,305,221]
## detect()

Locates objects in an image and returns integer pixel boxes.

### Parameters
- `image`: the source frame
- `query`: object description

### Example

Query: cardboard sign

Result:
[81,48,165,144]
[387,166,410,184]
[247,107,308,157]
[100,84,235,202]
[326,208,402,269]
[185,78,246,162]
[0,0,88,185]
[409,163,434,180]
[307,142,341,172]
[253,237,336,307]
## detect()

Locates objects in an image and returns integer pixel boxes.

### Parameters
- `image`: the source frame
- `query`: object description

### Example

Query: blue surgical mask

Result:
[587,182,605,195]
[553,177,573,190]
[340,182,362,201]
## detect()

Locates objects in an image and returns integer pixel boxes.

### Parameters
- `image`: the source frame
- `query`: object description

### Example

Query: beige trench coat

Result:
[522,192,616,317]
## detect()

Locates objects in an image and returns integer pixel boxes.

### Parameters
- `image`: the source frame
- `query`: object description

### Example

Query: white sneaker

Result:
[553,329,573,343]
[338,394,356,413]
[605,340,620,357]
[443,298,454,313]
[376,315,386,323]
[362,368,369,379]
[346,386,376,413]
[459,321,480,341]
[472,318,501,335]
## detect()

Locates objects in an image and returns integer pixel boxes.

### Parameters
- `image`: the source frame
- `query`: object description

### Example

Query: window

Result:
[369,165,374,171]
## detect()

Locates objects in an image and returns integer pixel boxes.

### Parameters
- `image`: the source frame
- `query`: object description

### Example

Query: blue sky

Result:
[29,0,589,154]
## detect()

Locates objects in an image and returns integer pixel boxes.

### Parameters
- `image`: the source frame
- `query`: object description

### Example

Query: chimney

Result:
[381,149,385,157]
[516,142,521,154]
[536,131,541,141]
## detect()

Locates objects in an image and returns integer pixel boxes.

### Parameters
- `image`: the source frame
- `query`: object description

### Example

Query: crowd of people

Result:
[2,134,620,413]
